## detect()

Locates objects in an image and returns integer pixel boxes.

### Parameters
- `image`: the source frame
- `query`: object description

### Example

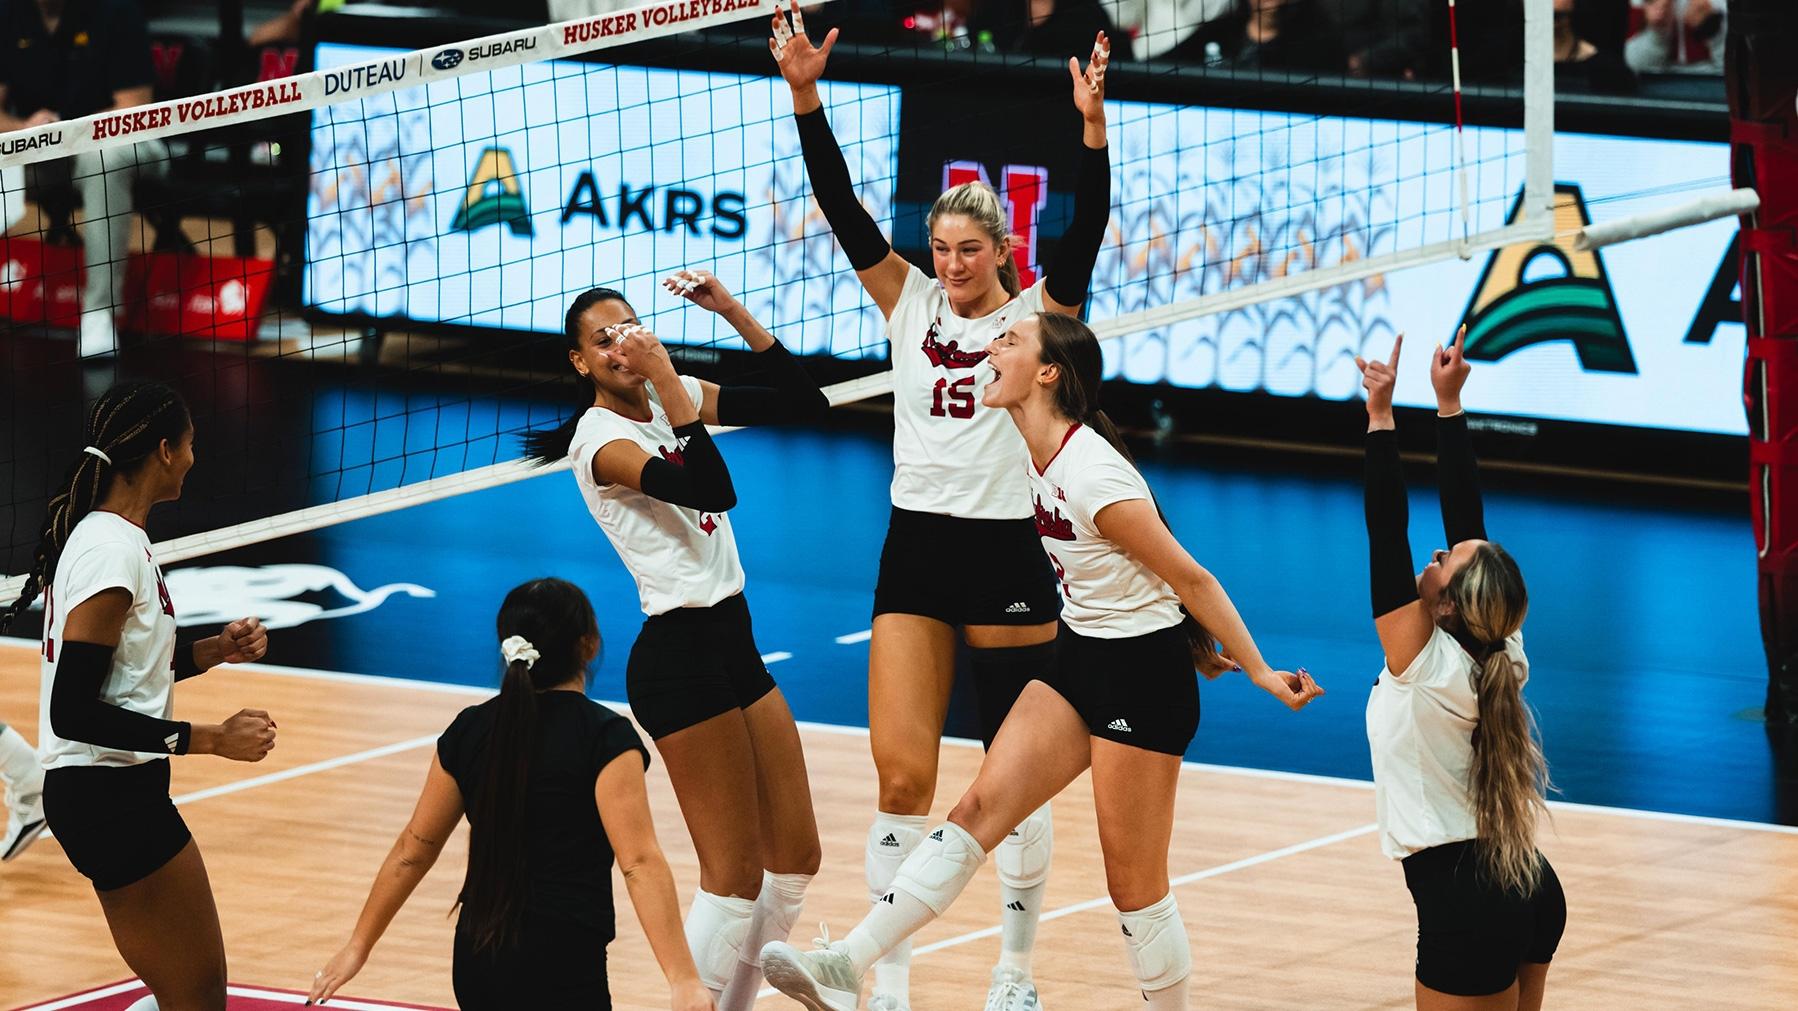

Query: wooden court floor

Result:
[3,644,1797,1009]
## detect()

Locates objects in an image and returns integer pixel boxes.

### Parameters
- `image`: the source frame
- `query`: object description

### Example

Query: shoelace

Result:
[810,922,836,951]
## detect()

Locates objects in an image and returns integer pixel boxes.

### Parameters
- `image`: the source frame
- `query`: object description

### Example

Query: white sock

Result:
[995,802,1052,978]
[846,822,987,976]
[685,889,757,998]
[1119,893,1192,1011]
[720,870,811,1011]
[0,724,41,805]
[866,810,926,997]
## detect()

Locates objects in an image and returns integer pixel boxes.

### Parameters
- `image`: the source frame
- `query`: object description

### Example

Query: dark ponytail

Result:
[521,287,633,464]
[457,577,600,953]
[1,381,190,633]
[1033,313,1225,673]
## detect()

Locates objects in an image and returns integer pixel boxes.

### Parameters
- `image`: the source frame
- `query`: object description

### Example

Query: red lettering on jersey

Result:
[943,160,1048,289]
[700,513,718,535]
[150,553,175,618]
[1034,495,1075,541]
[920,316,988,370]
[41,584,55,662]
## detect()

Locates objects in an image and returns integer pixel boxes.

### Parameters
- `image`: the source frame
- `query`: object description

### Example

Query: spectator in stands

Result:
[1556,0,1636,93]
[1106,0,1223,61]
[0,0,167,358]
[1342,0,1429,80]
[1182,0,1347,75]
[1625,0,1724,74]
[971,0,1124,59]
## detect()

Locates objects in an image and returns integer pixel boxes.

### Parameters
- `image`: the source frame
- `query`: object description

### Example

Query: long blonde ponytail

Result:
[1449,542,1551,894]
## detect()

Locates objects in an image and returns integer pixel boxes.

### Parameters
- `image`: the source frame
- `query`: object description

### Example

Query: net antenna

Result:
[2,0,1568,606]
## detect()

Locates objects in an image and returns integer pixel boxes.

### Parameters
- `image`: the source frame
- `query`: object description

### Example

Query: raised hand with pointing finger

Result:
[1431,325,1471,416]
[1355,333,1403,432]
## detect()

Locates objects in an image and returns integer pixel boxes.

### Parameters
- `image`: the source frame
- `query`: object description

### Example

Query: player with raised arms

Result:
[522,269,829,1010]
[758,311,1323,1011]
[770,6,1113,1007]
[1356,330,1566,1010]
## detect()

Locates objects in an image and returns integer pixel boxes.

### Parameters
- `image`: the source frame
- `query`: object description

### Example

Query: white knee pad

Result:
[891,822,987,916]
[685,889,756,991]
[995,802,1053,889]
[1118,894,1192,993]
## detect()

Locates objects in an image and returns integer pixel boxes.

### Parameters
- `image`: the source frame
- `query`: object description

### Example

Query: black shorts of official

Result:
[627,592,777,740]
[1042,620,1199,756]
[453,913,611,1010]
[1402,840,1567,996]
[872,507,1060,627]
[42,759,192,892]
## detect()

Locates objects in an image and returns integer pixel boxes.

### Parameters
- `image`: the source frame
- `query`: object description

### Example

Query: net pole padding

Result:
[1447,0,1472,256]
[1573,188,1762,251]
[0,216,1545,609]
[1522,0,1556,240]
[0,0,817,171]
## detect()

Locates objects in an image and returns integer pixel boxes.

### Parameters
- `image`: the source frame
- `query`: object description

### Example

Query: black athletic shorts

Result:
[627,592,777,740]
[43,759,191,892]
[453,913,611,1010]
[872,507,1060,627]
[1403,840,1567,996]
[1043,620,1199,756]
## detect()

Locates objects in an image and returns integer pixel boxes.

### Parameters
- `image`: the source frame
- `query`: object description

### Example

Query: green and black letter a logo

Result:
[451,147,533,236]
[1458,184,1635,374]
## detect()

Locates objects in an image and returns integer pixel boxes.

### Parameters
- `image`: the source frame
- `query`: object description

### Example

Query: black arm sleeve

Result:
[794,109,893,271]
[636,422,738,513]
[50,641,191,755]
[1435,412,1487,545]
[713,341,830,426]
[1043,143,1111,309]
[173,631,205,681]
[1365,430,1421,620]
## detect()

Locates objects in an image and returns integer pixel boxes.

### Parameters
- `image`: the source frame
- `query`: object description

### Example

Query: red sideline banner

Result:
[9,980,451,1011]
[0,0,809,170]
[0,237,273,340]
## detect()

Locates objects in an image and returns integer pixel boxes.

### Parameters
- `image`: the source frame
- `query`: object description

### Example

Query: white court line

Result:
[6,638,1798,836]
[911,821,1379,957]
[13,980,438,1011]
[763,651,794,665]
[835,629,873,645]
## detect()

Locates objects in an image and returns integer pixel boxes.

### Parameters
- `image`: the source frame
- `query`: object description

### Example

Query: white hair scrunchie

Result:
[83,446,112,465]
[500,635,540,670]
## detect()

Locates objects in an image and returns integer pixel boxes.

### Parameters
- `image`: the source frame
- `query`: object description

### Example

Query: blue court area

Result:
[152,421,1785,827]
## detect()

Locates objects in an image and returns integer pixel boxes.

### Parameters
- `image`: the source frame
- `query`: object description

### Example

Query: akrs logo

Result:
[1458,185,1635,374]
[453,147,534,237]
[431,48,464,71]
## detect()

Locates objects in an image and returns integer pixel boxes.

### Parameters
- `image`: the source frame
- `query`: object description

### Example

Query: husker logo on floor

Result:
[1458,185,1636,374]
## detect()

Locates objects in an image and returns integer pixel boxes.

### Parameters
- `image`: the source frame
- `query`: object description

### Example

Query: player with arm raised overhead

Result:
[521,270,828,1010]
[771,6,1113,1007]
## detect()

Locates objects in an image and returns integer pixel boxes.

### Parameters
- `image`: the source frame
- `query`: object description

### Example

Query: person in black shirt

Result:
[308,579,712,1010]
[0,0,167,357]
[1182,0,1348,75]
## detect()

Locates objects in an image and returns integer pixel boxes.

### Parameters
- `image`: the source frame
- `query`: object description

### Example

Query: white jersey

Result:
[568,374,746,616]
[1026,424,1183,638]
[1365,626,1530,859]
[888,264,1045,519]
[38,512,181,769]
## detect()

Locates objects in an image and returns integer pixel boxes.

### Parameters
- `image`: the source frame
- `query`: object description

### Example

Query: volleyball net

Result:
[0,0,1560,605]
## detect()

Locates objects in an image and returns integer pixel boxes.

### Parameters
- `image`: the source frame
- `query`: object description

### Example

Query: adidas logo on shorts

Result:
[930,828,945,841]
[879,832,900,847]
[1006,900,1027,912]
[1004,602,1031,614]
[1108,718,1133,733]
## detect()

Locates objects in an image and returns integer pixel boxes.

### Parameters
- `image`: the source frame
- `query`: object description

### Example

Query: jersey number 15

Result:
[931,377,976,419]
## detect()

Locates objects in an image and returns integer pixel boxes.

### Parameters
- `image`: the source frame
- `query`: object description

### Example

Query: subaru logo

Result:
[432,49,464,71]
